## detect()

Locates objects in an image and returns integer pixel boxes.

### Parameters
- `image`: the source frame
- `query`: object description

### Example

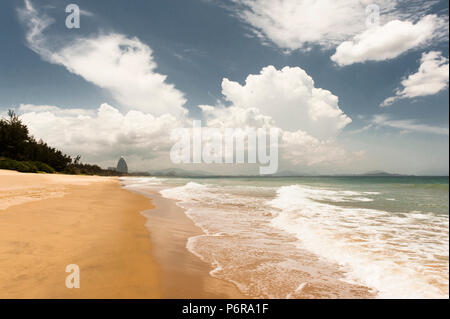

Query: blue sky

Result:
[0,0,448,175]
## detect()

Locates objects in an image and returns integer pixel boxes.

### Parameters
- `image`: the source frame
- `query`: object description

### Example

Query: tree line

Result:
[0,110,123,175]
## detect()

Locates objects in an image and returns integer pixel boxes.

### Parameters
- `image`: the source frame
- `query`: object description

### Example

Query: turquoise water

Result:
[122,176,449,298]
[159,175,449,216]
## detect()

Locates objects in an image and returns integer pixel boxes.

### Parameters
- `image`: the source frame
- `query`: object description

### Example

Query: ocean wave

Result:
[268,184,449,298]
[120,176,166,187]
[130,178,448,299]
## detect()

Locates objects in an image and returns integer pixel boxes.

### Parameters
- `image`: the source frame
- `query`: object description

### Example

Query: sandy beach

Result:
[0,170,246,298]
[137,191,246,298]
[0,169,160,298]
[2,170,446,299]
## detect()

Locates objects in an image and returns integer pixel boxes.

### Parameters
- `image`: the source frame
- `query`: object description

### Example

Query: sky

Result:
[0,0,448,175]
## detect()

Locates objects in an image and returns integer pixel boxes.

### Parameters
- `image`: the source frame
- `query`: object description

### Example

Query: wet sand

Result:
[130,188,247,298]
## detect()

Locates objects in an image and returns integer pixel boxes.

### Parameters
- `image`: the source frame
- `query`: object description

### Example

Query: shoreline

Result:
[124,186,247,298]
[0,170,159,298]
[122,179,378,299]
[0,170,245,298]
[5,170,444,299]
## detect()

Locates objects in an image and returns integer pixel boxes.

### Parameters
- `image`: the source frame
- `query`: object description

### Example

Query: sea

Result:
[121,176,449,299]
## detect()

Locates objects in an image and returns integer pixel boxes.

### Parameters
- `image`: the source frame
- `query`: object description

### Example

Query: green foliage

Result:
[0,110,126,176]
[31,161,56,173]
[0,158,56,173]
[0,110,71,172]
[0,158,36,172]
[0,110,30,160]
[64,163,124,176]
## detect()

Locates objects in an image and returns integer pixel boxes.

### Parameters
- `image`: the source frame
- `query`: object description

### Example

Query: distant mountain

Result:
[359,170,403,176]
[147,168,320,178]
[273,170,316,177]
[147,168,212,177]
[141,168,407,178]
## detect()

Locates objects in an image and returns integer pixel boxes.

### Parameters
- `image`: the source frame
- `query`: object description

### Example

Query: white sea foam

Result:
[159,181,376,298]
[268,185,449,298]
[120,176,166,188]
[129,177,448,299]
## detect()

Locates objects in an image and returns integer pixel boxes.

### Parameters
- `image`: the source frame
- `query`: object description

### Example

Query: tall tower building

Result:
[116,156,128,174]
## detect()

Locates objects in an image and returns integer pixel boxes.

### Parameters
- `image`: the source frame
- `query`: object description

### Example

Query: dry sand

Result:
[0,169,159,298]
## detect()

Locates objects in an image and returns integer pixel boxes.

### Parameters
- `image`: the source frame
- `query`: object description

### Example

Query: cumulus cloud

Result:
[19,103,185,168]
[200,104,274,129]
[16,102,360,172]
[199,66,360,168]
[14,2,361,172]
[18,0,187,117]
[372,114,449,135]
[218,66,351,139]
[331,15,447,66]
[18,104,95,116]
[281,130,364,166]
[381,51,449,106]
[231,0,445,53]
[200,102,361,169]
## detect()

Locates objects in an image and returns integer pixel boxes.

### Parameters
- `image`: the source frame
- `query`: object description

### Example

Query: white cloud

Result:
[200,104,274,129]
[381,51,449,106]
[53,34,187,117]
[346,124,374,135]
[15,2,360,172]
[18,0,54,58]
[331,15,446,66]
[18,104,95,116]
[231,0,445,53]
[232,0,371,51]
[79,9,94,17]
[200,102,362,168]
[281,130,364,167]
[199,66,360,168]
[218,65,351,139]
[372,114,449,135]
[19,103,185,168]
[16,102,361,172]
[18,0,187,117]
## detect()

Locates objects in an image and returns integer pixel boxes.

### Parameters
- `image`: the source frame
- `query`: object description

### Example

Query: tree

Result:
[1,110,124,175]
[0,110,30,160]
[0,109,72,171]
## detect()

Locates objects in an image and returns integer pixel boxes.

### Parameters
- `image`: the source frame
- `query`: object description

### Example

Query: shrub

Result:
[31,161,55,173]
[0,158,55,173]
[0,158,36,172]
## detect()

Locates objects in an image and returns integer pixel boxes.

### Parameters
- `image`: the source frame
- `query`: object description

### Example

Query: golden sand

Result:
[0,170,159,298]
[0,170,245,299]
